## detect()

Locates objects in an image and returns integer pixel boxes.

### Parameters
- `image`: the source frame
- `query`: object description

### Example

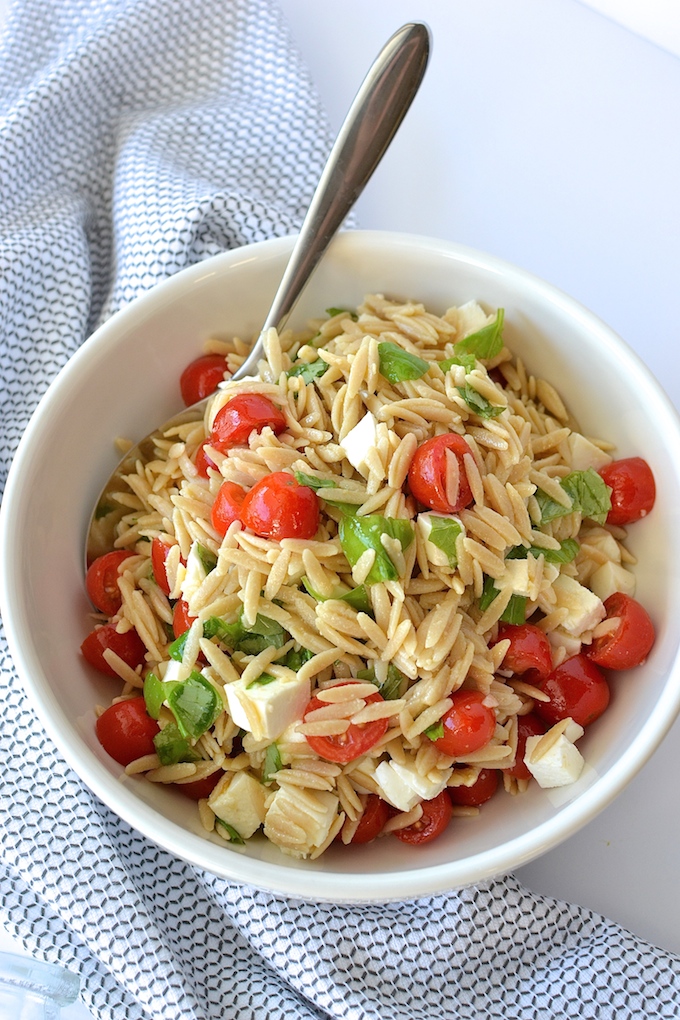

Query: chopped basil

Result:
[196,543,218,574]
[167,670,222,740]
[168,629,190,662]
[439,351,477,374]
[357,663,407,700]
[262,742,283,784]
[478,576,526,624]
[94,501,115,520]
[506,539,580,564]
[424,721,445,741]
[286,359,329,383]
[144,672,167,720]
[456,384,505,419]
[301,576,371,614]
[455,308,505,360]
[293,471,338,491]
[377,342,429,384]
[153,723,200,766]
[337,509,414,585]
[536,468,611,526]
[280,646,315,672]
[246,672,278,689]
[204,611,287,655]
[326,306,358,320]
[426,515,463,567]
[215,820,245,845]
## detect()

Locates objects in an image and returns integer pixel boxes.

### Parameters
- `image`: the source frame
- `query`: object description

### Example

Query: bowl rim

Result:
[3,228,680,902]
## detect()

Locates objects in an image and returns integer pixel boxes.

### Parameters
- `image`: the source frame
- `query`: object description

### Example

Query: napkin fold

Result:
[1,2,679,1018]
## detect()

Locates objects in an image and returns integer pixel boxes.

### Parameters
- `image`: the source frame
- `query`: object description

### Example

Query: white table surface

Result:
[2,1,680,1016]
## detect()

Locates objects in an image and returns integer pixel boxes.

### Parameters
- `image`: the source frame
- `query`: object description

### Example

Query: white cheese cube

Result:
[208,771,267,840]
[416,513,464,568]
[547,627,582,661]
[497,560,531,598]
[159,660,192,684]
[180,541,208,608]
[524,725,584,788]
[374,759,452,812]
[566,433,612,472]
[589,561,636,603]
[552,573,606,635]
[224,672,310,742]
[340,411,377,475]
[582,527,621,564]
[264,786,339,858]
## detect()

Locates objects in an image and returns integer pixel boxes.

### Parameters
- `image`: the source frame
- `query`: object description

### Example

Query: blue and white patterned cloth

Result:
[1,2,679,1017]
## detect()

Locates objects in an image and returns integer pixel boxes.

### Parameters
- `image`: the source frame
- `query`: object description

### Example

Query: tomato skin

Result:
[350,795,390,844]
[96,698,160,766]
[172,599,196,640]
[180,354,228,406]
[587,592,655,670]
[536,654,610,728]
[85,550,134,615]
[81,623,147,677]
[240,472,319,541]
[506,712,546,781]
[304,683,388,764]
[599,457,655,526]
[209,393,286,452]
[494,623,553,679]
[407,433,474,513]
[211,480,247,535]
[433,690,497,758]
[150,537,174,596]
[174,772,222,800]
[448,768,499,807]
[393,791,453,845]
[194,439,218,477]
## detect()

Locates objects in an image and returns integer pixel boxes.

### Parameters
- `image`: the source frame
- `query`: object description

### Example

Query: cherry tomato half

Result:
[151,537,174,596]
[536,654,610,728]
[304,683,388,764]
[96,698,160,766]
[209,393,287,452]
[194,439,218,477]
[407,433,474,514]
[494,623,553,680]
[393,791,453,845]
[448,768,499,807]
[81,622,147,677]
[180,354,228,407]
[240,472,319,541]
[172,599,196,640]
[85,550,134,616]
[433,690,497,758]
[599,457,655,526]
[350,795,390,844]
[174,772,223,800]
[587,592,655,670]
[506,712,546,781]
[211,480,247,535]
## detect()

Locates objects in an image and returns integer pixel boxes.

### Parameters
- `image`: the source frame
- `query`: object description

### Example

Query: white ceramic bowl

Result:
[2,230,680,902]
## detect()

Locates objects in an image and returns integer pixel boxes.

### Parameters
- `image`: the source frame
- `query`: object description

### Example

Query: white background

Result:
[1,1,680,1016]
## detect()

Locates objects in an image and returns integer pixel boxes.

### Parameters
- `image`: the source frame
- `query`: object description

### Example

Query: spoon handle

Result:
[232,21,431,381]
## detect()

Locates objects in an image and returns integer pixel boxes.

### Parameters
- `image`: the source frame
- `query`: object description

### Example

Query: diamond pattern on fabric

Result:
[1,2,680,1018]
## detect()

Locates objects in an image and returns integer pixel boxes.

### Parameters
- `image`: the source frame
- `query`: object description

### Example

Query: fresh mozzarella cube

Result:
[374,759,452,812]
[208,771,267,840]
[589,561,637,602]
[389,761,452,802]
[340,411,377,475]
[524,726,584,788]
[566,433,612,472]
[180,541,208,607]
[159,660,192,684]
[452,300,493,337]
[224,673,311,742]
[416,513,464,568]
[552,573,606,635]
[547,627,582,661]
[562,719,585,743]
[497,559,531,598]
[264,786,339,858]
[582,527,621,564]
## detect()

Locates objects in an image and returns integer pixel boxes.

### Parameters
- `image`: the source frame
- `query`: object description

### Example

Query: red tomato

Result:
[433,690,497,758]
[350,796,390,844]
[304,683,388,764]
[407,433,474,513]
[393,791,453,845]
[174,772,223,800]
[209,393,286,452]
[599,457,655,526]
[211,480,247,535]
[194,439,218,477]
[150,537,174,596]
[506,712,546,781]
[172,599,196,639]
[240,472,319,541]
[587,592,655,670]
[85,550,134,616]
[536,654,610,728]
[96,698,160,766]
[494,623,553,679]
[81,623,147,677]
[180,354,228,406]
[448,768,499,807]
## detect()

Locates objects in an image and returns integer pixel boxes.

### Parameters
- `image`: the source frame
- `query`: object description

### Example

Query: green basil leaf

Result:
[537,468,611,526]
[506,539,580,564]
[153,723,200,765]
[168,629,190,662]
[301,576,371,614]
[338,512,414,585]
[293,471,337,491]
[424,721,445,741]
[287,359,329,383]
[215,820,245,844]
[377,342,429,384]
[439,351,477,374]
[262,742,283,784]
[203,611,286,655]
[143,672,166,720]
[457,384,505,419]
[478,576,527,624]
[246,672,278,689]
[280,646,315,672]
[167,671,221,740]
[357,663,407,700]
[426,515,463,568]
[455,308,505,360]
[478,575,499,611]
[326,306,358,320]
[196,543,218,574]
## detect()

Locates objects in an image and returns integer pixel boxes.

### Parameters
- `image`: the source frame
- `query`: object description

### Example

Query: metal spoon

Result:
[86,22,431,562]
